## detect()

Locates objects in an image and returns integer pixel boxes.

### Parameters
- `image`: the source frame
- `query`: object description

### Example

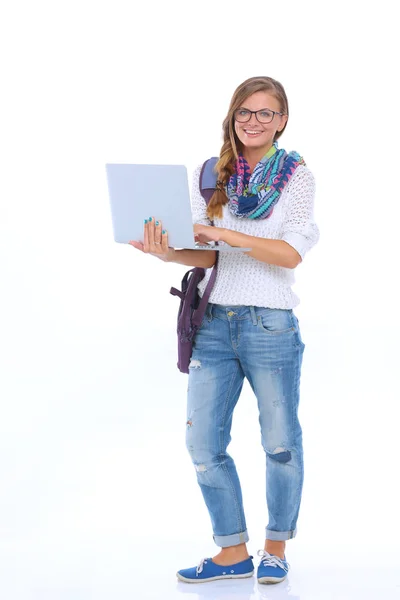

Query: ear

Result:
[277,114,288,132]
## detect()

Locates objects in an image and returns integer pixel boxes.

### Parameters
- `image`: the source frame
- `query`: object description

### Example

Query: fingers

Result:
[144,217,168,254]
[148,217,158,253]
[143,218,150,252]
[129,240,144,251]
[154,219,162,246]
[161,228,169,253]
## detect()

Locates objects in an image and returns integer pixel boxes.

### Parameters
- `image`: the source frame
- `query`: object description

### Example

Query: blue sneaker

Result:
[257,550,290,584]
[177,555,254,583]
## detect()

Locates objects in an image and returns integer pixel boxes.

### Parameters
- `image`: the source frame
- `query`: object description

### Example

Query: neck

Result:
[242,143,274,172]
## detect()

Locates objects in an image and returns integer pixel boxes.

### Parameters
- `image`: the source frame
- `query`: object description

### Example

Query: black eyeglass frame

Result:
[234,107,287,124]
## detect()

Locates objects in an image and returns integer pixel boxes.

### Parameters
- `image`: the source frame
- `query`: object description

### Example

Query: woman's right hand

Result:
[129,217,176,263]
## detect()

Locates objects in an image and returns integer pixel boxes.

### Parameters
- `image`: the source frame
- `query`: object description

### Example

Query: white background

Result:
[1,1,399,599]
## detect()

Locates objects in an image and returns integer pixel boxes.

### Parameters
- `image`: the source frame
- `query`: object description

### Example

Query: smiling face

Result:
[234,91,288,161]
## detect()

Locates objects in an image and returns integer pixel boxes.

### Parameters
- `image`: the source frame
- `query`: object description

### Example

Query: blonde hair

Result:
[207,76,289,220]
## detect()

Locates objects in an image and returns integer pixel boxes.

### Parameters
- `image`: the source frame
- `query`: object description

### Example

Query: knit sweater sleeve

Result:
[190,163,213,226]
[281,165,320,260]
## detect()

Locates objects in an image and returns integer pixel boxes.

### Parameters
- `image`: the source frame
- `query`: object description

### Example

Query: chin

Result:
[242,140,267,149]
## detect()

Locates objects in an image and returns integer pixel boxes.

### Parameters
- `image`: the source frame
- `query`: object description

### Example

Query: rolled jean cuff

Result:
[266,527,297,541]
[213,530,249,547]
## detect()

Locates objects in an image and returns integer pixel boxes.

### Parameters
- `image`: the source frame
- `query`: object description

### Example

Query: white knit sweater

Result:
[191,162,320,309]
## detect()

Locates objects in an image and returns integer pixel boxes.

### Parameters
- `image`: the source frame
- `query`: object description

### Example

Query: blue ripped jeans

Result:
[186,303,305,547]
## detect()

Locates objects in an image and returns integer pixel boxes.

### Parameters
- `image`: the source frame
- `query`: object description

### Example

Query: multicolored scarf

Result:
[227,142,305,219]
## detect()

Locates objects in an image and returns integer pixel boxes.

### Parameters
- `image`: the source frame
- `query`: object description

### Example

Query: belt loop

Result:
[249,305,257,326]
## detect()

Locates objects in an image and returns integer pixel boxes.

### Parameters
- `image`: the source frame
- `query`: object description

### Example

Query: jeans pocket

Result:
[257,308,295,335]
[194,311,212,340]
[292,313,305,348]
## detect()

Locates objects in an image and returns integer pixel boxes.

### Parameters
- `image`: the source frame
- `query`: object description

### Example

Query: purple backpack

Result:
[170,157,219,374]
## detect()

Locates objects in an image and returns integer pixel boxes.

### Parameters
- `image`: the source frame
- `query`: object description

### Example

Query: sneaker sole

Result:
[177,571,254,583]
[258,574,287,584]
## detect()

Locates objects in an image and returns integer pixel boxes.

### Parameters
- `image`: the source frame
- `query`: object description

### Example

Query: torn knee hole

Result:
[189,359,201,369]
[267,447,292,463]
[194,463,207,472]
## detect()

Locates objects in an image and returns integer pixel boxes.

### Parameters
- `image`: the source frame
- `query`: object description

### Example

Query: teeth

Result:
[245,130,261,134]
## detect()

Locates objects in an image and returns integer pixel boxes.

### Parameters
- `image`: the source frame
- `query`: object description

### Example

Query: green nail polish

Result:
[156,221,159,226]
[162,230,166,234]
[149,217,152,222]
[144,219,148,223]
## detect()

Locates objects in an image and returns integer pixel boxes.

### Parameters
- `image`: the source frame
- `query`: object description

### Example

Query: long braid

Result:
[206,121,237,219]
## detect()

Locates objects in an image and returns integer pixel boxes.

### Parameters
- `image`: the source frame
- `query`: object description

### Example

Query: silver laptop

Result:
[105,163,251,251]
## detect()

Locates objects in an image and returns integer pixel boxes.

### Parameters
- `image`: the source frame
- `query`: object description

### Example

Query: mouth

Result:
[243,129,264,137]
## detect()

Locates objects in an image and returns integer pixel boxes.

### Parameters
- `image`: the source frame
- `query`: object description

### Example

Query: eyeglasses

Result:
[234,107,285,124]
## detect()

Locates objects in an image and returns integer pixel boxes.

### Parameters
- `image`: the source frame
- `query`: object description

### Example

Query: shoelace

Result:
[196,558,208,576]
[257,550,290,572]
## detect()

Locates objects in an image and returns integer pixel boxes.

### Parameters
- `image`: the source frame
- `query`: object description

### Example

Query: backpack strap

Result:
[199,157,219,203]
[190,157,220,325]
[192,263,217,326]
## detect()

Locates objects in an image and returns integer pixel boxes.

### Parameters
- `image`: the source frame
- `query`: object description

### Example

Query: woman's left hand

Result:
[194,224,225,244]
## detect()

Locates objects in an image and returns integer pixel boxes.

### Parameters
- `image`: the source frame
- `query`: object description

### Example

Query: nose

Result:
[246,113,260,128]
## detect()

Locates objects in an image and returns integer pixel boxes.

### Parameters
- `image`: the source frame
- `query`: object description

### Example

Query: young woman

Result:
[129,76,320,585]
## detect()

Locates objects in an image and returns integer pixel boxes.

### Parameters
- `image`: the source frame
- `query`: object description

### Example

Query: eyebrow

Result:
[239,106,274,111]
